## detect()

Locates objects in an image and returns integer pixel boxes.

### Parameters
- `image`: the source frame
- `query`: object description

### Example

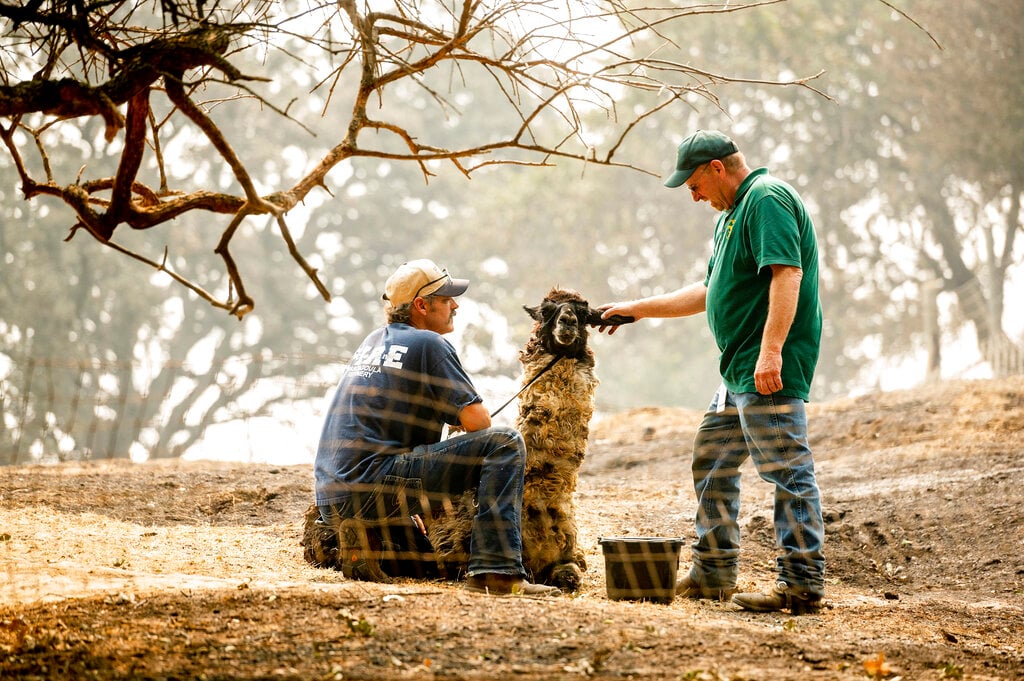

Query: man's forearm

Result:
[763,266,802,352]
[635,282,708,319]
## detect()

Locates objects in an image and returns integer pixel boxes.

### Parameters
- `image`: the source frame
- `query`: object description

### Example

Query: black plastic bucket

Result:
[598,536,684,604]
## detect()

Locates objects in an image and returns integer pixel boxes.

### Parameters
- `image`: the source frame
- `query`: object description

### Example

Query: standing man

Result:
[599,130,825,614]
[315,259,560,598]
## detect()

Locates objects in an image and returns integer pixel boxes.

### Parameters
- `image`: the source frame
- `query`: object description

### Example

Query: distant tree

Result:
[0,0,835,317]
[4,1,955,465]
[863,0,1023,376]
[678,0,1023,384]
[0,144,337,464]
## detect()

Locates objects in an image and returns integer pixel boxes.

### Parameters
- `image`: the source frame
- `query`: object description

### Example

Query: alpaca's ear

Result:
[524,304,543,321]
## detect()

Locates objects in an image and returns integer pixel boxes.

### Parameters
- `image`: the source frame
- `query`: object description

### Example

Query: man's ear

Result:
[408,297,428,319]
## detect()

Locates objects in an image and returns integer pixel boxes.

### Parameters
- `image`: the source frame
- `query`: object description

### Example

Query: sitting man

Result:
[314,259,560,598]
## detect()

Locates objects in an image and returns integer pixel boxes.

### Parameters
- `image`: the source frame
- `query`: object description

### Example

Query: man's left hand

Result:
[754,350,784,395]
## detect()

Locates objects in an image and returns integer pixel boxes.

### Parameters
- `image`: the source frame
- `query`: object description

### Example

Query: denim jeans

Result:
[689,387,825,596]
[320,426,527,578]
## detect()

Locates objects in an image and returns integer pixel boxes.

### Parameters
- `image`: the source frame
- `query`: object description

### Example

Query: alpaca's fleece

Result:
[426,287,599,591]
[516,357,597,588]
[423,490,475,577]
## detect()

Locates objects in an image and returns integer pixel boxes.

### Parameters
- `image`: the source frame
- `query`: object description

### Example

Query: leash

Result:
[487,312,632,418]
[490,354,562,418]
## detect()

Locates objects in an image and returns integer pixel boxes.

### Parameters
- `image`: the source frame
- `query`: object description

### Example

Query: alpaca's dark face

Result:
[524,297,592,358]
[551,301,586,347]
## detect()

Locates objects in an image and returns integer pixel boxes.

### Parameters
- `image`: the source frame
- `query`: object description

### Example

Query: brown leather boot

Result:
[465,573,561,598]
[732,581,822,614]
[675,575,737,601]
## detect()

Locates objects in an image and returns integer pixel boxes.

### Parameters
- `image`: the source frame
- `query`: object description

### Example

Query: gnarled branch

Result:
[1,1,910,317]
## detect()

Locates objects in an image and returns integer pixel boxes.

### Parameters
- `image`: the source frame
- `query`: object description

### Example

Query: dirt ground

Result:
[2,377,1022,680]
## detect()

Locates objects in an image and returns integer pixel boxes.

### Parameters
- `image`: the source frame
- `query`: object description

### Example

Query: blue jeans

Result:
[689,387,825,596]
[320,426,527,578]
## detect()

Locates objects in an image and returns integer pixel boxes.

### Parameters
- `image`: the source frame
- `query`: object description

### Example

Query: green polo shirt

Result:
[704,168,822,400]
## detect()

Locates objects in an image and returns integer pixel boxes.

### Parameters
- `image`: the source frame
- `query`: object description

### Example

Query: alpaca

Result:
[426,287,616,592]
[301,288,628,592]
[513,287,602,590]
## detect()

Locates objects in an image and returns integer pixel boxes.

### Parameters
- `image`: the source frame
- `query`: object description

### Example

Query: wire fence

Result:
[0,353,341,467]
[922,277,1024,380]
[0,353,520,468]
[981,337,1024,377]
[3,274,1023,467]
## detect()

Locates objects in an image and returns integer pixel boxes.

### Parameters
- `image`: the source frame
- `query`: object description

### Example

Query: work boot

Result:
[732,581,822,615]
[675,574,736,601]
[337,519,391,583]
[465,573,561,598]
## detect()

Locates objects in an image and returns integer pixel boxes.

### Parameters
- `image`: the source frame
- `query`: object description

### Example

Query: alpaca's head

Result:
[524,288,595,359]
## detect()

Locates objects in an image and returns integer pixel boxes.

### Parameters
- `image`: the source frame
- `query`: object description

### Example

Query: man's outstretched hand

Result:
[590,304,636,335]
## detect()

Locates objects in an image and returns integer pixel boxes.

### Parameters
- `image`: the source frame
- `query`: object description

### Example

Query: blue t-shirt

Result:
[314,323,482,507]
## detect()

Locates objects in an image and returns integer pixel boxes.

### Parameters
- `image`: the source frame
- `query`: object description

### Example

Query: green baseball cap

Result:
[663,130,738,188]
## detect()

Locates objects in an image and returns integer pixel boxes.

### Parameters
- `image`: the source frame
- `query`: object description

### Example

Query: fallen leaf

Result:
[864,652,891,678]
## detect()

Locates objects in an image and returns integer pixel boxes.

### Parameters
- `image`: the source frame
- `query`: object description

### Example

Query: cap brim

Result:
[434,278,469,298]
[664,167,696,188]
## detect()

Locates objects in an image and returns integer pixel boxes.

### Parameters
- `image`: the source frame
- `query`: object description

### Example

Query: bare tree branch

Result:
[0,0,886,317]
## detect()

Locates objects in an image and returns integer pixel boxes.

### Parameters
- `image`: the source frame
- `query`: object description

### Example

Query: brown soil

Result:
[2,377,1023,680]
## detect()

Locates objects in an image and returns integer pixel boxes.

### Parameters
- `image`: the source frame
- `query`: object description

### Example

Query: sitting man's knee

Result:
[500,426,526,455]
